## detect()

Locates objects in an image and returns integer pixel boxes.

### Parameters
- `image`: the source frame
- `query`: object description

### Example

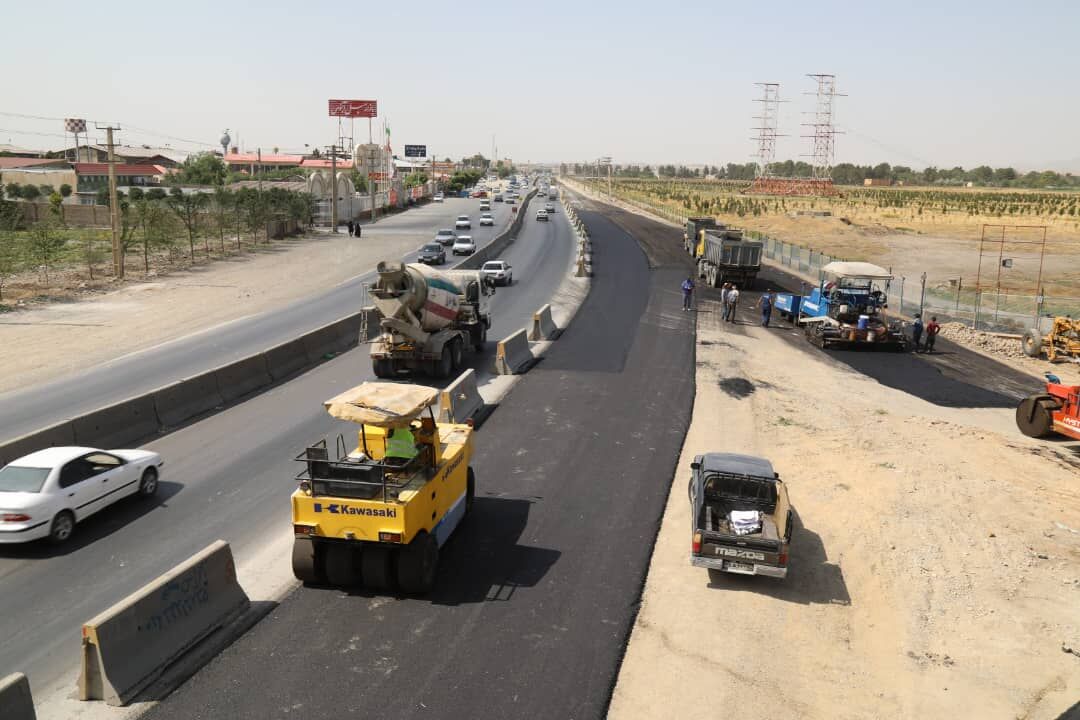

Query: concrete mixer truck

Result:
[368,261,493,378]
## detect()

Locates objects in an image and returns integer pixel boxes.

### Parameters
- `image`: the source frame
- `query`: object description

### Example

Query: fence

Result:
[573,177,1080,333]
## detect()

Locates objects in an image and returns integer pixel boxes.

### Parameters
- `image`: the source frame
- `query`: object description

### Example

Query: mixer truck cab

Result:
[291,381,476,594]
[369,261,492,378]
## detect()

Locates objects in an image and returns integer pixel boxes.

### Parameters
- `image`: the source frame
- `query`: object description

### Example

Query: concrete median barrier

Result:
[438,369,484,424]
[72,395,159,449]
[0,421,76,468]
[0,672,36,720]
[265,337,310,381]
[528,304,559,341]
[153,374,225,429]
[301,313,362,362]
[79,540,250,706]
[495,328,535,375]
[214,354,273,405]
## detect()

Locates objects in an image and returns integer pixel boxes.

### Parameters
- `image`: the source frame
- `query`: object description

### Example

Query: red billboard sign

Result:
[328,99,377,118]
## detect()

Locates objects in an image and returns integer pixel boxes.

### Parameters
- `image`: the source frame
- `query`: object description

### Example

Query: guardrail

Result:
[0,672,35,720]
[559,183,592,277]
[0,309,379,467]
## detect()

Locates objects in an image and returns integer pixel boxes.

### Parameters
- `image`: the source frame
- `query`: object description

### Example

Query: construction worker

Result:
[385,425,418,463]
[911,313,924,352]
[727,285,740,323]
[681,276,695,311]
[721,283,731,321]
[925,316,941,353]
[759,289,774,327]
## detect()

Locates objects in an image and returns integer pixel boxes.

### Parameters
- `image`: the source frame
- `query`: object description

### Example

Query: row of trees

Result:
[563,160,1079,189]
[0,186,314,302]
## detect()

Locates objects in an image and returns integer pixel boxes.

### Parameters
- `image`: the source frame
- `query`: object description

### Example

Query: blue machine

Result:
[774,262,907,351]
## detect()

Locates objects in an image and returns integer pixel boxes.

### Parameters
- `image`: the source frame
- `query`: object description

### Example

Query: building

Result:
[224,152,304,175]
[863,178,893,187]
[0,166,78,196]
[0,157,70,171]
[300,157,354,170]
[73,163,167,195]
[0,144,47,158]
[58,144,187,167]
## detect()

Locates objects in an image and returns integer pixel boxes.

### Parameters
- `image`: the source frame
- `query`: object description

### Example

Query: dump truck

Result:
[291,382,475,593]
[683,216,718,255]
[369,261,492,378]
[693,228,763,289]
[688,453,792,580]
[774,261,906,351]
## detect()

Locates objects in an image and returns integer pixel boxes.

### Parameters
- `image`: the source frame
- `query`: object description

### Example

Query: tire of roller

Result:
[1015,395,1054,438]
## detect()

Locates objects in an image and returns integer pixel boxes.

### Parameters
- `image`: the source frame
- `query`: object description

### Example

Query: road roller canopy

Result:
[323,382,439,428]
[821,261,893,280]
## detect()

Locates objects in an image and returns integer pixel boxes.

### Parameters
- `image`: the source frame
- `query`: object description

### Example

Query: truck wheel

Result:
[292,537,325,584]
[435,345,453,379]
[1016,395,1056,438]
[1021,328,1043,358]
[324,544,359,586]
[361,546,393,591]
[397,531,439,594]
[373,358,394,379]
[473,326,487,353]
[450,339,463,371]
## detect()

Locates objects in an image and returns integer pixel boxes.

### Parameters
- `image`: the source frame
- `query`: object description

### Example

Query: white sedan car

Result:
[481,260,513,286]
[455,215,471,229]
[452,236,477,255]
[479,212,495,226]
[0,446,163,544]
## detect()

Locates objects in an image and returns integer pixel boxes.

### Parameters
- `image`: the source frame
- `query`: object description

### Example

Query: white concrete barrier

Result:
[0,673,36,720]
[495,328,535,375]
[79,540,250,706]
[528,304,559,341]
[438,369,484,424]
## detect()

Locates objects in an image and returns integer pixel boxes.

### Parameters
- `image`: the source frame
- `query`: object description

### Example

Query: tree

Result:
[146,187,167,201]
[80,227,107,280]
[48,192,64,223]
[166,187,207,259]
[170,153,228,186]
[95,187,110,206]
[404,172,428,188]
[347,169,368,193]
[0,231,25,302]
[128,186,144,201]
[27,215,66,284]
[239,189,270,244]
[20,185,40,202]
[210,187,234,254]
[4,182,22,200]
[133,199,174,272]
[38,184,55,198]
[59,183,72,200]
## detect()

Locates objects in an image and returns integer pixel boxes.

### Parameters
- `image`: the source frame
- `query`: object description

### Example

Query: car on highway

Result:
[452,235,476,256]
[536,209,549,221]
[545,202,556,213]
[494,194,504,202]
[479,212,495,226]
[0,446,163,544]
[434,229,457,246]
[506,196,516,205]
[433,193,444,203]
[418,243,446,265]
[455,215,471,230]
[479,200,491,212]
[481,260,513,286]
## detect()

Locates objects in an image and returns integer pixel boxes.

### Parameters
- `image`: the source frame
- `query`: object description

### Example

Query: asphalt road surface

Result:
[595,200,1041,408]
[140,197,696,719]
[0,197,572,699]
[0,195,516,444]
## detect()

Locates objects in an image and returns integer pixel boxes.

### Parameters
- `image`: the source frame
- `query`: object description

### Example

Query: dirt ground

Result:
[0,230,416,394]
[608,296,1080,720]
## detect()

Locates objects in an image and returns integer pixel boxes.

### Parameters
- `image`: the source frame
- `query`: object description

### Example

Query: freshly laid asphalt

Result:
[0,196,517,444]
[0,197,575,699]
[140,196,697,719]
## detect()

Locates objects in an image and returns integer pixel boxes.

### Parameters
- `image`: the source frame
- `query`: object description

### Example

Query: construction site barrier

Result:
[0,672,36,720]
[300,313,362,362]
[528,304,559,341]
[79,540,250,706]
[0,421,76,469]
[213,354,272,405]
[153,374,224,429]
[495,328,535,375]
[264,338,311,382]
[438,369,484,424]
[72,395,160,450]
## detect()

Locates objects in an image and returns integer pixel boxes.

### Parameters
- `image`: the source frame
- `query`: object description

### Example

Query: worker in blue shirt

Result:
[681,276,695,311]
[759,289,774,327]
[911,313,924,352]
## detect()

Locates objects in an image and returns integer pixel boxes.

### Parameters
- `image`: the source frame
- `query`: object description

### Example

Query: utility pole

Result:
[97,123,123,278]
[257,147,263,191]
[330,144,338,232]
[369,145,377,223]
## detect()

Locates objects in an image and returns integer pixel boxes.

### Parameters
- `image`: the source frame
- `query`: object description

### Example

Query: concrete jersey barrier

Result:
[438,369,484,424]
[528,303,559,341]
[79,540,250,706]
[458,190,537,270]
[0,421,76,469]
[495,328,535,375]
[0,672,36,720]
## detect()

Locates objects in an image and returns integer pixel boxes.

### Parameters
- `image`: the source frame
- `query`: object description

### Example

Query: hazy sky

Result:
[3,0,1078,171]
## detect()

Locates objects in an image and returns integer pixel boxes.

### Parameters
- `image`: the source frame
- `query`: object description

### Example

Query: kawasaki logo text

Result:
[313,503,397,518]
